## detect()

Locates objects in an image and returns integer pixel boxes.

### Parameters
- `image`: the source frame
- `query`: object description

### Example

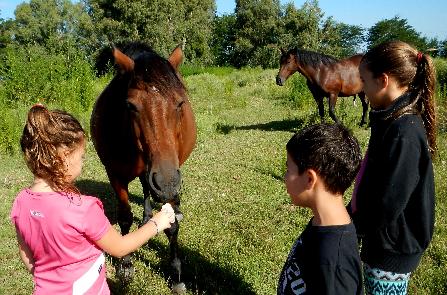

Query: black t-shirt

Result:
[277,220,363,295]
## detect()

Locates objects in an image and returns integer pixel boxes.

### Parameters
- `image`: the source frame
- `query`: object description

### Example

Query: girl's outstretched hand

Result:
[151,203,176,232]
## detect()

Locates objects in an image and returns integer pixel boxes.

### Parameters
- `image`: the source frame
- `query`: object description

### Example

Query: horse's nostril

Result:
[151,172,162,192]
[149,169,182,197]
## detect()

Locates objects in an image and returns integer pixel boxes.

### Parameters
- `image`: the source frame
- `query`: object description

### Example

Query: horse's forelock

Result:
[131,52,185,97]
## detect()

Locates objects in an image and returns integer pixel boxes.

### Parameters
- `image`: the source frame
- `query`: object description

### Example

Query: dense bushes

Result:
[0,44,96,154]
[0,44,95,108]
[0,45,446,155]
[434,57,447,87]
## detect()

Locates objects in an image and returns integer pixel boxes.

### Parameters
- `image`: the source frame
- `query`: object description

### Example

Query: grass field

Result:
[0,68,446,294]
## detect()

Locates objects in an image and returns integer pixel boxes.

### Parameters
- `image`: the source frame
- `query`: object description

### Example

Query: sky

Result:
[1,0,446,40]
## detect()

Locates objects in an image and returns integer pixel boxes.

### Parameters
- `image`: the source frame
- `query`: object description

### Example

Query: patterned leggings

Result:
[363,263,411,295]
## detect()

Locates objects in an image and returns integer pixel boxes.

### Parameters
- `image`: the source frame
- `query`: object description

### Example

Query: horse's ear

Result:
[112,47,135,73]
[280,47,286,55]
[168,45,183,70]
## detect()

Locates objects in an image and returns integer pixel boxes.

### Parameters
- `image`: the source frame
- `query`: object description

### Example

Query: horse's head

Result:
[113,46,196,202]
[276,48,298,86]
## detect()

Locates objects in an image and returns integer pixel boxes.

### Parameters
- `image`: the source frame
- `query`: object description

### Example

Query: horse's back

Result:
[318,54,363,95]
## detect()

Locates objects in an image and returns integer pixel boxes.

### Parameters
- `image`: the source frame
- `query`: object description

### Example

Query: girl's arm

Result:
[96,209,174,258]
[15,227,35,274]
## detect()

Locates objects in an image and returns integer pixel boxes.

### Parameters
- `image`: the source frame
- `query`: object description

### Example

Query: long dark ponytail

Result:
[361,40,437,156]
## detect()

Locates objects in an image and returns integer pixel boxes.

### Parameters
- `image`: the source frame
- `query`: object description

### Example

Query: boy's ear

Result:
[306,169,318,190]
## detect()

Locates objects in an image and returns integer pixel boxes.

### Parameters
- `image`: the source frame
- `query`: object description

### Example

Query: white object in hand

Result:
[161,203,175,223]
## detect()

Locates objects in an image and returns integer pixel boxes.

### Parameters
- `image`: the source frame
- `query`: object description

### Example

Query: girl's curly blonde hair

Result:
[20,105,86,194]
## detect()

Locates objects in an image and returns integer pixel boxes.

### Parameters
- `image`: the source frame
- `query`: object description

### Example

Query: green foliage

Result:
[2,0,445,69]
[366,16,434,51]
[434,57,447,86]
[180,65,235,77]
[440,39,447,58]
[0,44,95,107]
[86,0,215,64]
[0,44,96,154]
[278,0,349,58]
[337,23,365,56]
[249,45,281,68]
[212,14,237,66]
[232,0,282,68]
[12,0,97,57]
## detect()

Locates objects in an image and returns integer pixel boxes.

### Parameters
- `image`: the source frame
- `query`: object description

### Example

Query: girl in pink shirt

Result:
[11,104,175,294]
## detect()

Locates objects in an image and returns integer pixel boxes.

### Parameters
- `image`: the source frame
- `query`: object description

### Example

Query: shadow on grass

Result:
[216,117,315,135]
[76,179,150,225]
[108,238,257,295]
[76,179,256,294]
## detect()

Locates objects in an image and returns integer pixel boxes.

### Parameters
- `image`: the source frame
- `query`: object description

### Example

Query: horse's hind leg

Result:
[109,177,135,282]
[328,94,340,123]
[359,92,369,126]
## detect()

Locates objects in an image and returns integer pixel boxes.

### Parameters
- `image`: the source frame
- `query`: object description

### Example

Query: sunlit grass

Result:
[0,68,445,294]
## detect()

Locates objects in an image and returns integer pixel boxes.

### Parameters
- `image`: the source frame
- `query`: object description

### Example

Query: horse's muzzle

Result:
[276,75,284,86]
[148,169,182,201]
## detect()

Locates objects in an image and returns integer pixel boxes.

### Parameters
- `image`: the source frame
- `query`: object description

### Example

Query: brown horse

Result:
[276,48,368,126]
[90,42,196,292]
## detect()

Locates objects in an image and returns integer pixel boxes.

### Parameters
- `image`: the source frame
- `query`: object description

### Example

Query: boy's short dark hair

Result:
[286,123,362,195]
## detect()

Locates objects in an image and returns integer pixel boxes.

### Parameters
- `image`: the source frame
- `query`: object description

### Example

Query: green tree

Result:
[12,0,96,56]
[86,0,215,64]
[440,39,447,58]
[278,0,359,58]
[280,0,324,51]
[367,16,431,51]
[211,14,237,66]
[337,23,365,56]
[0,19,15,51]
[233,0,282,68]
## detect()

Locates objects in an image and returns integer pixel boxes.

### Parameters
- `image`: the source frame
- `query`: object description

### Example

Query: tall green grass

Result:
[0,65,446,294]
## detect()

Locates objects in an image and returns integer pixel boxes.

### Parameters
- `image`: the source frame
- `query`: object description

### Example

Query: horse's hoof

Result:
[172,282,186,294]
[116,261,135,283]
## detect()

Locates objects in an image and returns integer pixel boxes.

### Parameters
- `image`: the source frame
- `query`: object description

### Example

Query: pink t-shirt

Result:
[10,189,112,295]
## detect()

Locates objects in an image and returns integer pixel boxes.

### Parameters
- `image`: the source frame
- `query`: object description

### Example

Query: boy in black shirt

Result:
[278,123,363,295]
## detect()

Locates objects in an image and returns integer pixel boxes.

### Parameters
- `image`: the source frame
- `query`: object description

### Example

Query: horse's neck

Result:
[296,63,320,82]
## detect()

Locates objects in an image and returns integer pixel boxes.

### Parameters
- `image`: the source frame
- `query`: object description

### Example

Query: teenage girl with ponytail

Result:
[349,40,437,294]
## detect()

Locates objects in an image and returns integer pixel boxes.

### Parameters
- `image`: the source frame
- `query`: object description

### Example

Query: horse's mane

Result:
[293,48,339,67]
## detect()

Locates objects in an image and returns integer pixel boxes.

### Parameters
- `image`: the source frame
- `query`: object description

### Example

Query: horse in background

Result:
[276,48,368,126]
[90,42,196,293]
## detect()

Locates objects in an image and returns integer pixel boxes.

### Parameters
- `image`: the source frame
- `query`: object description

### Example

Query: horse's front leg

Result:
[166,199,186,294]
[110,177,135,282]
[308,82,325,121]
[328,93,340,123]
[358,92,369,126]
[139,174,153,225]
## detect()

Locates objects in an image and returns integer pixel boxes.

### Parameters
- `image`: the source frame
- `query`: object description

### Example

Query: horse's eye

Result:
[126,101,138,113]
